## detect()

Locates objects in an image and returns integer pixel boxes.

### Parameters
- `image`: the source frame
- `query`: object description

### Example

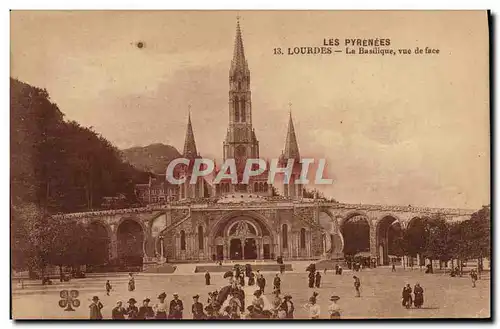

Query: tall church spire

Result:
[183,110,198,158]
[230,16,249,75]
[283,111,300,161]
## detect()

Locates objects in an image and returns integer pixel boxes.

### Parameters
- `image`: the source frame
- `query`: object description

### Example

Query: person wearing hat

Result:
[328,296,341,319]
[303,296,320,319]
[138,298,155,319]
[89,296,103,320]
[191,295,205,319]
[169,293,184,319]
[217,272,235,306]
[279,294,294,319]
[126,298,139,319]
[154,292,168,319]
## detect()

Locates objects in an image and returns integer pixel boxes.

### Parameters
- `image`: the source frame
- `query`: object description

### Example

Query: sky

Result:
[10,10,490,209]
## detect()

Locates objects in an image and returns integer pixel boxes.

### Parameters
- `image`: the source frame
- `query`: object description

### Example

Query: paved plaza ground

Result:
[12,265,490,319]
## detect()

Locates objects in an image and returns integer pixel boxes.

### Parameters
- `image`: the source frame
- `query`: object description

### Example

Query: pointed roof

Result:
[230,17,249,75]
[283,112,300,160]
[183,112,198,158]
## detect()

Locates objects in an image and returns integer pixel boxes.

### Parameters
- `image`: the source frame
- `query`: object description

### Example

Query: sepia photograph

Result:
[9,10,491,320]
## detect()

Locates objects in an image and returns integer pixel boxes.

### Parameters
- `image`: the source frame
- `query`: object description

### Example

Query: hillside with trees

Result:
[122,143,181,174]
[10,78,149,275]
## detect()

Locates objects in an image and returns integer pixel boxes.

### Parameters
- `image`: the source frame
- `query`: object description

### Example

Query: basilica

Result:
[59,20,473,267]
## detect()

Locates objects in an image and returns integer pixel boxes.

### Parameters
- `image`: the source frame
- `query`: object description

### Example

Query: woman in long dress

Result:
[128,273,135,292]
[413,283,424,308]
[154,292,168,319]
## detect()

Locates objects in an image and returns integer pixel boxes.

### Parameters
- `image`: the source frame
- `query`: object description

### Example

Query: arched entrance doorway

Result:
[318,212,344,256]
[228,221,259,260]
[117,219,144,267]
[405,217,427,266]
[211,213,274,261]
[377,216,403,265]
[340,214,371,267]
[87,221,110,265]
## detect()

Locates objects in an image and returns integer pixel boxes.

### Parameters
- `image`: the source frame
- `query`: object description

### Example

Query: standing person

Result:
[338,266,343,275]
[191,295,205,319]
[217,271,235,305]
[280,294,294,319]
[239,274,245,287]
[308,271,315,288]
[471,269,478,288]
[169,293,184,319]
[271,290,282,318]
[137,298,155,319]
[315,271,322,288]
[273,274,281,294]
[402,284,412,309]
[128,273,135,292]
[413,283,424,308]
[154,292,168,319]
[112,300,126,319]
[328,296,341,319]
[105,280,112,296]
[257,273,266,294]
[392,263,396,272]
[227,291,242,319]
[205,271,211,285]
[353,275,361,297]
[89,296,103,320]
[126,298,139,319]
[335,265,339,275]
[303,296,321,319]
[248,272,255,286]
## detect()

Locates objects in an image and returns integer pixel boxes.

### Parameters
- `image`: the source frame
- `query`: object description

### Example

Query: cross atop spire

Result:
[183,108,198,159]
[230,16,249,75]
[283,111,300,161]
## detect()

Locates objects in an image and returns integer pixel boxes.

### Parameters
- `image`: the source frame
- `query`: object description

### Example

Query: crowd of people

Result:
[89,268,347,320]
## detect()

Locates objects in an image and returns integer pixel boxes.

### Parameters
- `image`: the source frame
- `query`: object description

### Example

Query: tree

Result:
[302,188,338,202]
[422,216,452,268]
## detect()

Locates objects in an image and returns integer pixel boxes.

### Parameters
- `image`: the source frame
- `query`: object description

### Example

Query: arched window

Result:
[198,226,204,250]
[254,182,259,192]
[180,230,186,251]
[240,97,246,122]
[282,224,288,248]
[264,182,268,192]
[300,228,306,249]
[234,96,240,122]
